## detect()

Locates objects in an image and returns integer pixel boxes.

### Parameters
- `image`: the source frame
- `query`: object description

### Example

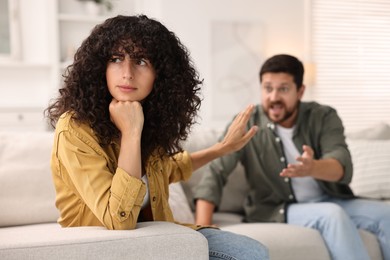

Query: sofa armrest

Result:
[0,222,208,260]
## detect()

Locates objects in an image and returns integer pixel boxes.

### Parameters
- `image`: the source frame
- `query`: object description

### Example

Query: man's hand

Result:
[280,145,315,178]
[280,145,344,181]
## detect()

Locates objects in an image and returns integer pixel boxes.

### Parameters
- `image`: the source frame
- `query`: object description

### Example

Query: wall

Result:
[0,0,305,130]
[144,0,306,129]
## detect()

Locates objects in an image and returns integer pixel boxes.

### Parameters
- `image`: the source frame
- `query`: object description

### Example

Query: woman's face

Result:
[106,50,156,102]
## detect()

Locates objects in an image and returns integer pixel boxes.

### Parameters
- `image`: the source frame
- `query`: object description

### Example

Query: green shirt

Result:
[194,102,354,223]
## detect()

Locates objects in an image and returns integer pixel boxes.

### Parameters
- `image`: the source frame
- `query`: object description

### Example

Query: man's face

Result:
[261,72,305,128]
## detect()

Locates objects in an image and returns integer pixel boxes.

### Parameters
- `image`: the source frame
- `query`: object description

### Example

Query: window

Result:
[311,0,390,132]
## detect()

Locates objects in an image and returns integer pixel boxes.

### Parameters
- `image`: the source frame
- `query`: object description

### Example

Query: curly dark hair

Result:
[46,15,202,165]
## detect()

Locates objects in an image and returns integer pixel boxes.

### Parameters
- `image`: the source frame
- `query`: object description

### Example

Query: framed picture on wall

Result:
[211,20,263,121]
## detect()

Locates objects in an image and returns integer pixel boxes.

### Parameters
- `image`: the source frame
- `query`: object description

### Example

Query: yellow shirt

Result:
[51,112,197,230]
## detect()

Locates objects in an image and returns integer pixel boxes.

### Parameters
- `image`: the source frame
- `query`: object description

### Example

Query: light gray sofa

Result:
[1,122,389,260]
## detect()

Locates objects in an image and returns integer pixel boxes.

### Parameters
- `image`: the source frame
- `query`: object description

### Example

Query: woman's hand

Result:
[190,104,258,171]
[109,99,144,137]
[220,104,258,153]
[110,99,143,179]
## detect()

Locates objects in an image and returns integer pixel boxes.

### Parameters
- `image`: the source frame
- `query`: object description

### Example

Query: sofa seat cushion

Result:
[359,229,383,260]
[213,212,244,227]
[220,223,382,260]
[220,223,331,260]
[0,222,208,260]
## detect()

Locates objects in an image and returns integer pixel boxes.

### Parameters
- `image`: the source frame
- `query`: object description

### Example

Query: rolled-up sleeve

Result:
[165,151,193,183]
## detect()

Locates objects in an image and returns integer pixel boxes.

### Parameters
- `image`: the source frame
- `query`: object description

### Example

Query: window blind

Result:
[311,0,390,132]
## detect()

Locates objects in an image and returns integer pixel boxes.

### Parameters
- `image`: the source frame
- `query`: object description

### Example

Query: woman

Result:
[46,15,268,260]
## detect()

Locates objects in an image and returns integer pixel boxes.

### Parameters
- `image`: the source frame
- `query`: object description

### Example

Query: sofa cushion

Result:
[182,128,249,214]
[0,222,208,260]
[348,139,390,199]
[168,182,195,224]
[347,122,390,140]
[0,131,58,227]
[345,122,390,199]
[221,223,331,260]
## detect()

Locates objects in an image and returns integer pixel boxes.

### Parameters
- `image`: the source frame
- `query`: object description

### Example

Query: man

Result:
[194,54,390,260]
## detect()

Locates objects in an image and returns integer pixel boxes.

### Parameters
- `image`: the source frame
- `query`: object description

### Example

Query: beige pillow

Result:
[168,182,195,224]
[347,122,390,140]
[182,128,248,214]
[348,139,390,199]
[0,131,58,227]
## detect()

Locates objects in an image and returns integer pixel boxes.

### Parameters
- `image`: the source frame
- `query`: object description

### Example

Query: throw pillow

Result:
[0,131,59,227]
[347,122,390,140]
[348,139,390,199]
[168,182,195,224]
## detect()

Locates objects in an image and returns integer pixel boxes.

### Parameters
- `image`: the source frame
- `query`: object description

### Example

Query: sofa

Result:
[1,122,389,260]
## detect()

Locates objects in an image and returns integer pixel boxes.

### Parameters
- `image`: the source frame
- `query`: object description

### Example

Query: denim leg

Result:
[329,198,390,260]
[197,228,269,260]
[287,202,370,260]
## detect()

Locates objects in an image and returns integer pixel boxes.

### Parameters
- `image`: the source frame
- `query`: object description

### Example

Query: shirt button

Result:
[279,208,284,214]
[280,157,285,162]
[152,196,156,202]
[284,178,289,182]
[289,194,294,200]
[120,211,126,217]
[275,137,281,142]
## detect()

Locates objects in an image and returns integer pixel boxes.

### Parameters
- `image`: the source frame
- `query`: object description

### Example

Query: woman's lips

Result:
[118,85,136,92]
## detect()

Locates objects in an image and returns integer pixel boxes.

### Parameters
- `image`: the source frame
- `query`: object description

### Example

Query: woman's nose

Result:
[122,60,133,80]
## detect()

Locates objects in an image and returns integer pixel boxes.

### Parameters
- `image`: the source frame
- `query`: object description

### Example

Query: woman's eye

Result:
[109,56,123,63]
[136,59,147,66]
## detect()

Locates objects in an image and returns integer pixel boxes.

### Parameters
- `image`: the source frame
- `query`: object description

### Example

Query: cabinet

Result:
[55,0,113,88]
[54,0,136,88]
[0,0,137,131]
[0,108,48,131]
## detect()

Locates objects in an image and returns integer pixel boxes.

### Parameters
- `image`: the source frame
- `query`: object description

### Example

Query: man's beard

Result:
[264,101,300,125]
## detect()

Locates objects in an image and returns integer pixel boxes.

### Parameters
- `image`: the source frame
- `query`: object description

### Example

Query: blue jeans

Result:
[198,228,269,260]
[287,197,390,260]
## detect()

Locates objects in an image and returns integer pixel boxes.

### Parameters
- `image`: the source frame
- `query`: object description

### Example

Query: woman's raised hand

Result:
[220,104,258,153]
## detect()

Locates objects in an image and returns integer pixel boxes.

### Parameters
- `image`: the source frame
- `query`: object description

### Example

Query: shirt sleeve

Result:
[56,129,146,230]
[318,108,353,184]
[164,151,193,183]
